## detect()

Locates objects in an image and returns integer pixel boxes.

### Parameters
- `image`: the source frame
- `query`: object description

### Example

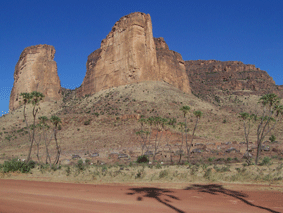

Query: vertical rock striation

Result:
[78,12,191,96]
[154,37,190,93]
[9,44,61,111]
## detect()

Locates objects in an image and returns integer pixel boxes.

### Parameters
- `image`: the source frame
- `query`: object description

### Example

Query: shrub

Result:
[85,159,90,165]
[84,120,91,125]
[136,155,149,163]
[2,159,35,173]
[260,157,271,166]
[155,163,162,169]
[77,159,84,170]
[159,170,168,178]
[269,135,276,143]
[66,166,71,176]
[203,168,212,180]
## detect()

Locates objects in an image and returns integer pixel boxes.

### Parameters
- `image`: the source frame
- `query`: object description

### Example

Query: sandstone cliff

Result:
[154,37,190,93]
[9,45,61,111]
[77,12,190,96]
[185,60,282,101]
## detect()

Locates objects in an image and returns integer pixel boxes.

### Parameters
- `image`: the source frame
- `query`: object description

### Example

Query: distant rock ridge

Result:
[77,12,190,97]
[9,44,61,111]
[185,60,282,100]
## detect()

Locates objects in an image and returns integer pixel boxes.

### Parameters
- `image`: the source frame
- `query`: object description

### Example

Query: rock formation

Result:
[9,45,61,111]
[154,37,190,93]
[77,12,190,96]
[185,60,282,101]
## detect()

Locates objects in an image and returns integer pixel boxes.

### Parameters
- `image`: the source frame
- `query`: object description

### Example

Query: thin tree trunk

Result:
[53,128,61,165]
[178,130,184,164]
[188,118,199,163]
[184,117,190,161]
[27,107,37,162]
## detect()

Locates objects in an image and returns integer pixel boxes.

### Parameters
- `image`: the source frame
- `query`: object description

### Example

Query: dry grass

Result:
[1,160,283,191]
[0,81,282,175]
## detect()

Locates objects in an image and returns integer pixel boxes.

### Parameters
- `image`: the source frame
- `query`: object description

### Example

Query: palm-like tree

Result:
[50,115,61,165]
[177,122,186,163]
[255,93,283,164]
[20,92,44,162]
[239,112,256,163]
[39,116,52,164]
[180,106,190,161]
[187,110,203,162]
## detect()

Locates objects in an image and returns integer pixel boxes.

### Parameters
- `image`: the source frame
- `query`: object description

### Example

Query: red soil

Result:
[0,179,282,213]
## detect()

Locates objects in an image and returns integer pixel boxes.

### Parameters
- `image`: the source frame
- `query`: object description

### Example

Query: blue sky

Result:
[1,0,283,115]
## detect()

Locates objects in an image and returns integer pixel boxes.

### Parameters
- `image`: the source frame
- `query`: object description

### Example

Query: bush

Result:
[84,120,91,125]
[136,155,149,163]
[155,163,162,169]
[77,159,84,170]
[159,170,168,178]
[66,166,71,176]
[260,157,271,166]
[269,135,276,143]
[203,168,212,180]
[2,159,35,173]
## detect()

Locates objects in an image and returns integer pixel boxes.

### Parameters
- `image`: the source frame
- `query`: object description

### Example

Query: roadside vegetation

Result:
[1,157,282,185]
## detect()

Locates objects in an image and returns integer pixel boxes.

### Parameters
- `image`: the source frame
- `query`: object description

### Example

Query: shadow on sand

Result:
[185,184,280,213]
[127,187,185,213]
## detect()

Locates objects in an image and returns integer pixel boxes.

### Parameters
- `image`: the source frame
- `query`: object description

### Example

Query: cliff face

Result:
[154,37,191,93]
[9,45,61,111]
[77,12,190,96]
[185,60,282,100]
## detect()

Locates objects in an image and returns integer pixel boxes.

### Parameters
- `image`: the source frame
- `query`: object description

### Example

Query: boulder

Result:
[225,147,237,153]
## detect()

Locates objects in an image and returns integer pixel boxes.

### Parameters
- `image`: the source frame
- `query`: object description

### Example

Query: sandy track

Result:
[0,179,282,213]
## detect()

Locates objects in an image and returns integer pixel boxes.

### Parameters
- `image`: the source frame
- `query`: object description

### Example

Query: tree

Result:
[255,93,283,164]
[177,122,186,164]
[239,112,256,164]
[151,116,167,162]
[50,115,61,165]
[187,110,203,162]
[38,116,53,165]
[179,106,190,161]
[19,91,44,162]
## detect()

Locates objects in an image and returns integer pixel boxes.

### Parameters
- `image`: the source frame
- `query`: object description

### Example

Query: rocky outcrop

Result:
[77,12,190,96]
[185,60,282,100]
[154,37,190,93]
[9,45,61,111]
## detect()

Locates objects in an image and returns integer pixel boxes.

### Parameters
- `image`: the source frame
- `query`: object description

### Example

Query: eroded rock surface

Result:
[9,45,61,111]
[185,60,282,101]
[78,12,190,96]
[154,37,190,93]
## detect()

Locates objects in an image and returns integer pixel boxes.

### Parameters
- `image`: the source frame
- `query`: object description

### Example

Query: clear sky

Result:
[1,0,283,115]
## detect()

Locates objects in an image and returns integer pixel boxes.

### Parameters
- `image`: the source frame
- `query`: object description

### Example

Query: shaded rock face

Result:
[78,12,190,96]
[9,45,61,111]
[185,60,282,100]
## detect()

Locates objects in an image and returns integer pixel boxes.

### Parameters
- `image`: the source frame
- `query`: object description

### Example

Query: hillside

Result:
[1,81,283,165]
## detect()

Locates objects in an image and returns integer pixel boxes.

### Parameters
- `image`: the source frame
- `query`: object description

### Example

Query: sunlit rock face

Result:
[78,12,191,96]
[9,44,61,111]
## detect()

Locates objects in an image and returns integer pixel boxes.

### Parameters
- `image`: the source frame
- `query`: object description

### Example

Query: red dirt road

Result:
[0,179,282,213]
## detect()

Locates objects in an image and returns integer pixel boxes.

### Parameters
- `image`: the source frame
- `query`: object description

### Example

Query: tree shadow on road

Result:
[127,187,185,213]
[184,184,280,213]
